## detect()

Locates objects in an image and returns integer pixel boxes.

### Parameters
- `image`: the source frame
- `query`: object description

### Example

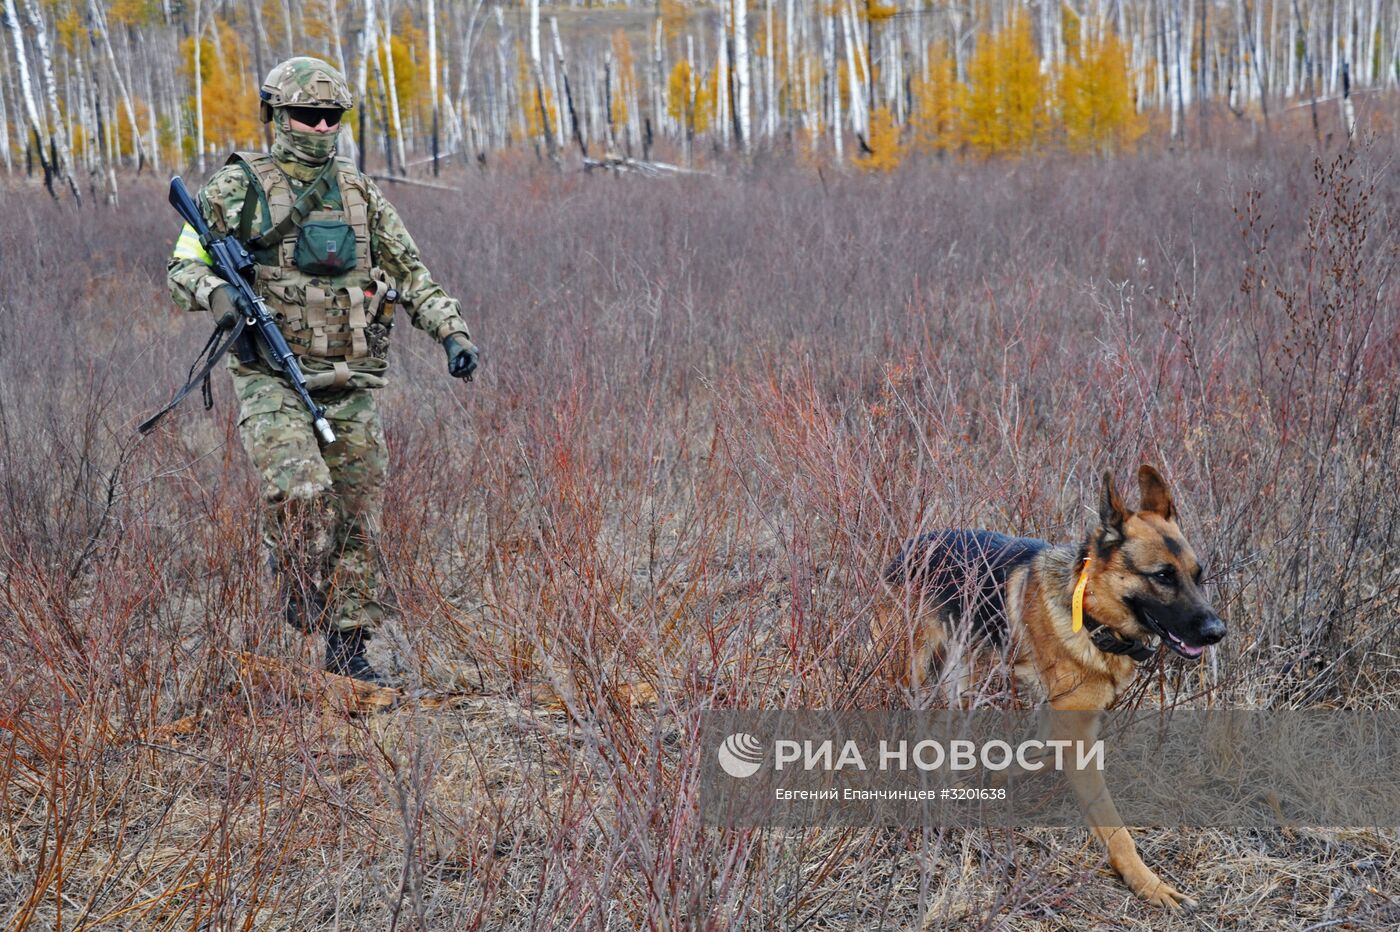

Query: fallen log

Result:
[582,155,710,177]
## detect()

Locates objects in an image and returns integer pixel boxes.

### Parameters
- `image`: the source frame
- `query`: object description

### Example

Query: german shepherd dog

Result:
[877,465,1225,909]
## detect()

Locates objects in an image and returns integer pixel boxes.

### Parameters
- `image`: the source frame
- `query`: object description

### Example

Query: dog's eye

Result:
[1152,567,1178,585]
[1192,566,1204,584]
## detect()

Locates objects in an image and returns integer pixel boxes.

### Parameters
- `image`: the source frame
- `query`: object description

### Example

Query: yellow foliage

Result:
[667,56,722,137]
[610,31,636,128]
[1062,3,1083,57]
[516,44,558,142]
[698,65,720,133]
[666,59,700,132]
[660,0,688,43]
[391,10,427,124]
[788,52,822,118]
[57,6,85,56]
[110,0,160,27]
[112,98,154,159]
[259,0,289,55]
[753,4,785,60]
[181,19,261,152]
[864,1,899,23]
[374,13,426,136]
[65,102,85,155]
[961,12,1049,157]
[1057,29,1145,155]
[299,0,336,49]
[857,105,903,172]
[909,41,962,154]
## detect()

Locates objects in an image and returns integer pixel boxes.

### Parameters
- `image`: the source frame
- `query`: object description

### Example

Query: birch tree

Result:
[381,10,407,173]
[527,0,558,161]
[427,0,439,173]
[5,0,54,193]
[356,0,379,171]
[731,0,751,150]
[24,0,78,198]
[88,0,144,171]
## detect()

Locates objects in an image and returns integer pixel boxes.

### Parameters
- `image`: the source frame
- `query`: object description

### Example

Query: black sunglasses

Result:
[286,105,344,127]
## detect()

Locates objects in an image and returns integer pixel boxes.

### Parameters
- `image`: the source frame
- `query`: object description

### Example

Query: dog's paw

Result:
[1127,871,1196,910]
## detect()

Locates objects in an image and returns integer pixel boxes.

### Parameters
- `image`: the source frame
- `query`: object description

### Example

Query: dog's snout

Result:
[1198,615,1226,645]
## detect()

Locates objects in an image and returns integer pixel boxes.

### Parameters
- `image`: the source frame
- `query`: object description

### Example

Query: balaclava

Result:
[271,108,339,166]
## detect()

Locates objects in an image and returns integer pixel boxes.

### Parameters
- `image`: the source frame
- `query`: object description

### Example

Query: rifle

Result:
[139,177,336,445]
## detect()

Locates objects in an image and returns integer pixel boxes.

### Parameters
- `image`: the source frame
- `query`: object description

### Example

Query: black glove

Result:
[443,334,480,380]
[209,284,245,331]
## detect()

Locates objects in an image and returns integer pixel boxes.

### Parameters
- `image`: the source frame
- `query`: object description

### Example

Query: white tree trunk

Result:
[765,0,776,138]
[355,0,379,170]
[89,0,144,169]
[840,0,866,138]
[732,0,751,150]
[382,15,408,170]
[716,12,730,146]
[526,0,557,159]
[193,0,204,173]
[428,0,440,171]
[142,35,160,173]
[785,0,797,137]
[1285,1,1297,98]
[281,0,294,59]
[652,17,664,139]
[0,35,11,173]
[24,0,77,192]
[3,0,46,182]
[824,11,841,160]
[328,0,347,78]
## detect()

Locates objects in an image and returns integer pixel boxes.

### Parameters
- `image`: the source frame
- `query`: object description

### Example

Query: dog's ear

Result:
[1098,471,1127,545]
[1137,464,1175,520]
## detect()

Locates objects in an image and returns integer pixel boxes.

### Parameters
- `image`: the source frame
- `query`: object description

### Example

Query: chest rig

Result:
[229,152,394,365]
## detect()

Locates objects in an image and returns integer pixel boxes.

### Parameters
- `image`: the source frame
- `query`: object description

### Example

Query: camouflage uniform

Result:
[167,58,471,636]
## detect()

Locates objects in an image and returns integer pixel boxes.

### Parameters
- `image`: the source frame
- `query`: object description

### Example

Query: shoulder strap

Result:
[334,159,372,272]
[228,152,273,244]
[225,151,338,250]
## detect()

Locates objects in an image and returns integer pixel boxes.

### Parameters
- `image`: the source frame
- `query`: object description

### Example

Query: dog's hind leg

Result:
[872,598,938,692]
[905,609,948,692]
[930,625,976,708]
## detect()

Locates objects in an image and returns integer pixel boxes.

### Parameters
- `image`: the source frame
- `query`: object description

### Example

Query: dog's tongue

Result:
[1166,631,1204,658]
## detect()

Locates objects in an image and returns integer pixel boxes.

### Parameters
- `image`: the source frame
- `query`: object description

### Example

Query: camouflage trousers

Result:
[232,365,387,633]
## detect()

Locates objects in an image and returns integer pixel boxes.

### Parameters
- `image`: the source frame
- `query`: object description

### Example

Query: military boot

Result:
[272,555,329,632]
[324,627,386,686]
[286,585,329,632]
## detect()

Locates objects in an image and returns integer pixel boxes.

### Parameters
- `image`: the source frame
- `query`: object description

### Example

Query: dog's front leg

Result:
[1050,707,1196,910]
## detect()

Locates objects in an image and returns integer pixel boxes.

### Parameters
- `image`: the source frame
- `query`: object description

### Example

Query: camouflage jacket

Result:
[167,152,469,386]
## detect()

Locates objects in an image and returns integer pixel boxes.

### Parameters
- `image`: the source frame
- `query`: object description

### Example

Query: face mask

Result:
[272,110,338,164]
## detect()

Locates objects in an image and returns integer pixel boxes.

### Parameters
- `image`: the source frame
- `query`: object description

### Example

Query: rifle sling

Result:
[137,316,248,435]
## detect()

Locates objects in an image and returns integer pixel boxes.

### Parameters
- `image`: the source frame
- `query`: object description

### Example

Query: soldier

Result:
[167,57,478,685]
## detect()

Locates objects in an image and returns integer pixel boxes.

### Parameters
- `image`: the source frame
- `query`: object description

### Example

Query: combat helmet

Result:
[259,57,354,123]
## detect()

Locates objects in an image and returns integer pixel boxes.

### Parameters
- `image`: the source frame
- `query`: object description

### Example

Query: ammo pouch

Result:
[293,212,357,275]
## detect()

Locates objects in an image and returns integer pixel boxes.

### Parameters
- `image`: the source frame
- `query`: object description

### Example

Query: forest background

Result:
[3,0,1400,198]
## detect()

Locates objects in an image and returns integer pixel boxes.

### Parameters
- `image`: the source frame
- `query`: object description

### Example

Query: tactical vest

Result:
[229,152,395,371]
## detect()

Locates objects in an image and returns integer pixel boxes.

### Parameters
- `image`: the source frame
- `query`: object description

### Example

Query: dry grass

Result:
[1,131,1398,929]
